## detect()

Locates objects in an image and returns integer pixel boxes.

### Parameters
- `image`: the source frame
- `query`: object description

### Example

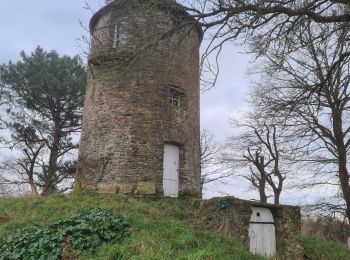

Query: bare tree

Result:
[251,22,350,219]
[200,129,233,194]
[0,122,77,196]
[186,1,350,28]
[179,0,350,89]
[245,149,268,203]
[0,178,10,197]
[223,111,291,204]
[1,142,45,197]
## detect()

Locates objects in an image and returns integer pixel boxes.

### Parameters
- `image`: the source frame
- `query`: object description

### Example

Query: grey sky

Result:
[0,0,326,205]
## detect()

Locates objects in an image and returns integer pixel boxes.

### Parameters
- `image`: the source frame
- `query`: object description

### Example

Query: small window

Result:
[169,86,184,106]
[113,21,127,48]
[170,92,180,106]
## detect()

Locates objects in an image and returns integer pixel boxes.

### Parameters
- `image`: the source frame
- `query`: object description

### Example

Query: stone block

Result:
[157,186,164,196]
[117,183,135,194]
[97,183,116,194]
[135,181,156,195]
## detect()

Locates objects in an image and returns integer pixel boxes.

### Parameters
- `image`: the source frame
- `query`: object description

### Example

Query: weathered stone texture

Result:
[134,181,156,195]
[194,197,303,259]
[76,0,201,197]
[97,183,117,194]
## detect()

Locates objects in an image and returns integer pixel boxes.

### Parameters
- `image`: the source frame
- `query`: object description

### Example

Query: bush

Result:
[302,216,350,243]
[0,208,129,260]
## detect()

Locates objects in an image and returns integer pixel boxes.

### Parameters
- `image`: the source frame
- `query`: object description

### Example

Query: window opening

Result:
[113,21,127,47]
[169,86,184,106]
[170,92,180,106]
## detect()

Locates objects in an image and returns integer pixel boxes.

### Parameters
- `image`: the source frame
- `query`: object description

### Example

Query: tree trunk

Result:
[256,152,267,203]
[42,148,59,195]
[332,108,350,220]
[259,174,267,203]
[273,188,281,205]
[28,151,41,197]
[42,120,60,196]
[338,157,350,220]
[29,182,39,197]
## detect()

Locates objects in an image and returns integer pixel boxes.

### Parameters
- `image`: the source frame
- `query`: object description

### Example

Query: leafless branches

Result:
[223,111,292,204]
[200,129,232,194]
[180,0,350,89]
[247,21,350,218]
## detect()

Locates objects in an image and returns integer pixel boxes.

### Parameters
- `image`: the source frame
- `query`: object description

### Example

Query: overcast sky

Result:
[0,0,326,205]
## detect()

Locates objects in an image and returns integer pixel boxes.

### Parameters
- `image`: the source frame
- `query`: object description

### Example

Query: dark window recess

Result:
[169,86,184,106]
[113,21,127,47]
[257,212,260,217]
[173,18,181,27]
[170,92,180,106]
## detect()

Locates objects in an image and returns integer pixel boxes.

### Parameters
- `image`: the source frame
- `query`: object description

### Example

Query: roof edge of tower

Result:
[89,0,203,41]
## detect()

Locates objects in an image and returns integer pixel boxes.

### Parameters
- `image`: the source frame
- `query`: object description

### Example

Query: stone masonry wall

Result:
[194,197,303,259]
[76,0,201,196]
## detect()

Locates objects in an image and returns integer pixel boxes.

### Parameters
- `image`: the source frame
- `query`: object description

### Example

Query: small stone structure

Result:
[195,197,303,259]
[76,0,202,197]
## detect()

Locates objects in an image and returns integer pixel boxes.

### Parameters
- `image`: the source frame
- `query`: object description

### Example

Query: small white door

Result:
[248,207,276,257]
[163,144,180,197]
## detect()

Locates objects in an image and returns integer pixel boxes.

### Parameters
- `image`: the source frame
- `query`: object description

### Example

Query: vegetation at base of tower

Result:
[215,196,234,212]
[0,193,348,260]
[0,208,129,259]
[0,193,265,260]
[0,47,86,196]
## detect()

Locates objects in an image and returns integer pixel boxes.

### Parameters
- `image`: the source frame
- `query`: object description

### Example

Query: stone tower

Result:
[76,0,202,197]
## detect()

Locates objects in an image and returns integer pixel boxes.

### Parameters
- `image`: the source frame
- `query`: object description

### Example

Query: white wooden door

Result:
[163,144,180,198]
[248,207,276,257]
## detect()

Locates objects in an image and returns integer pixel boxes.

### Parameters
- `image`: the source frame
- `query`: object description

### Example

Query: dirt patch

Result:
[0,214,11,224]
[0,214,14,224]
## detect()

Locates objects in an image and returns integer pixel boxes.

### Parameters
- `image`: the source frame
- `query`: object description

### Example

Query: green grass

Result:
[302,236,350,260]
[0,193,264,259]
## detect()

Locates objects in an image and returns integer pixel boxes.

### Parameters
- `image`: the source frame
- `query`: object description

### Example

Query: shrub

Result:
[0,208,129,260]
[302,216,350,243]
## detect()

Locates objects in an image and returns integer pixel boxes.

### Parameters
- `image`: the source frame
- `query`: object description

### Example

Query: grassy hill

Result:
[0,193,349,259]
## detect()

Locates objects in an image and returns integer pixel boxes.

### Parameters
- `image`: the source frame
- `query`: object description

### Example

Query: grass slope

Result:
[1,194,350,259]
[302,236,350,260]
[0,193,264,259]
